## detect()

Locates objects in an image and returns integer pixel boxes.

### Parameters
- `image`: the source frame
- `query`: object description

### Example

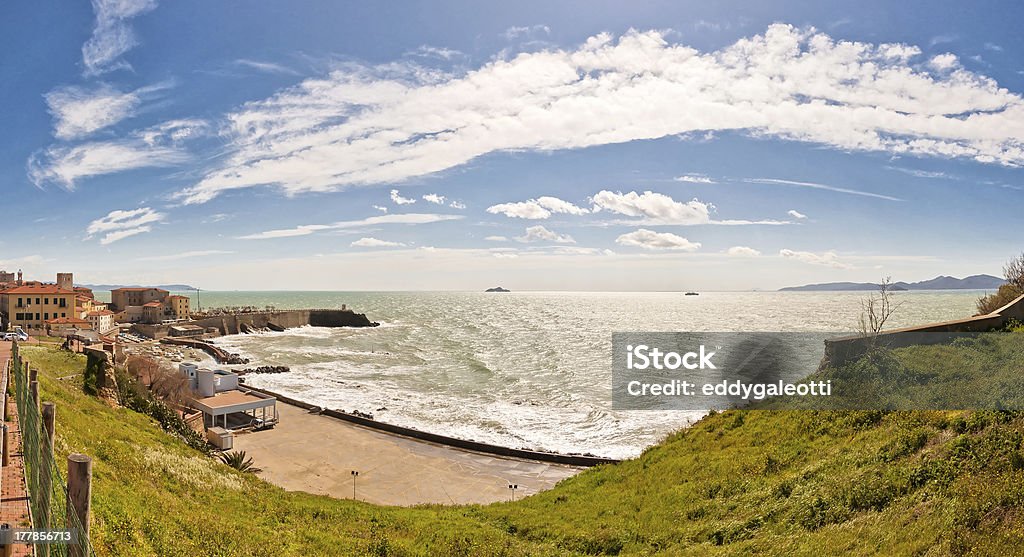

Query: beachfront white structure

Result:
[179,363,279,431]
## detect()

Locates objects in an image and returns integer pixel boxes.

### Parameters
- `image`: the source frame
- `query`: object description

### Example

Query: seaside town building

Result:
[1,282,78,332]
[86,310,117,335]
[0,271,98,332]
[110,287,191,324]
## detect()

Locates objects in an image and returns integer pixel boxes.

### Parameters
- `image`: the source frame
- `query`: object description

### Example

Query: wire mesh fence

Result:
[9,341,94,557]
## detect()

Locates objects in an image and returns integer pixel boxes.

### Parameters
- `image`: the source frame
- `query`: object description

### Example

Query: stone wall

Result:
[824,292,1024,366]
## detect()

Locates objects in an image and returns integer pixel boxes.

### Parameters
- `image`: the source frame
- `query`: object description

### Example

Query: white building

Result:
[179,363,278,431]
[86,310,117,335]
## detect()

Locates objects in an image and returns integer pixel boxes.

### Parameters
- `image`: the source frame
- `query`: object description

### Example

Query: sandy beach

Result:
[232,402,584,506]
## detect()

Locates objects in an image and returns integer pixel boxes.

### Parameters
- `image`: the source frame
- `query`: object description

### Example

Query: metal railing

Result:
[9,342,94,557]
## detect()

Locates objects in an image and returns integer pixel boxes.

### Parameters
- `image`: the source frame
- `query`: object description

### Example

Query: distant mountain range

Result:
[779,274,1004,292]
[80,284,198,291]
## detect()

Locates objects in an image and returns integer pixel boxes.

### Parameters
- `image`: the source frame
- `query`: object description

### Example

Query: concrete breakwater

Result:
[134,308,379,339]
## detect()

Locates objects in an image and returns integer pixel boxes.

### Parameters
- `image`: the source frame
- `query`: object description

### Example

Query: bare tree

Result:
[1003,252,1024,290]
[859,276,904,337]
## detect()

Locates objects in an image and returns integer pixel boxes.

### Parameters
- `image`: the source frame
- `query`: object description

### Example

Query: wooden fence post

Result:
[30,380,39,413]
[67,454,92,557]
[40,402,56,537]
[0,523,12,557]
[0,424,7,467]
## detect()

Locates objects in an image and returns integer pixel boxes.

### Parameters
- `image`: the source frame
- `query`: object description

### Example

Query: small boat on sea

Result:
[684,292,699,296]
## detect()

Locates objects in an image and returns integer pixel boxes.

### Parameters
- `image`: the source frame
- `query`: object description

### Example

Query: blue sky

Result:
[1,0,1023,291]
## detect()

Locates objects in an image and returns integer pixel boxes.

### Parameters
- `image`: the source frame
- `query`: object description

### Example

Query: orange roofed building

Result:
[1,282,78,332]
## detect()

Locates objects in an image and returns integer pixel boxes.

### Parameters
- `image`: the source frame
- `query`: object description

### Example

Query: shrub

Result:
[218,450,262,473]
[976,284,1023,315]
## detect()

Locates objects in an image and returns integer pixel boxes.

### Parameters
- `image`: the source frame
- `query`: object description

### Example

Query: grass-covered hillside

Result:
[20,337,1024,556]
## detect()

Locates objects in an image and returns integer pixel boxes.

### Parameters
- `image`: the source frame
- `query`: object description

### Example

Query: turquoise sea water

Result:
[97,290,984,458]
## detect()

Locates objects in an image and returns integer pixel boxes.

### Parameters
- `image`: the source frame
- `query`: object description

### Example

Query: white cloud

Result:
[139,250,233,261]
[422,193,446,204]
[484,235,509,242]
[45,84,147,139]
[726,246,761,257]
[174,24,1024,204]
[82,0,158,76]
[674,174,715,184]
[615,229,701,251]
[516,225,575,244]
[745,178,902,201]
[449,200,466,209]
[787,210,808,219]
[591,190,711,224]
[779,248,852,269]
[929,53,959,71]
[27,140,186,190]
[390,189,416,205]
[372,205,388,213]
[85,207,165,245]
[237,213,462,240]
[351,237,406,248]
[487,196,589,219]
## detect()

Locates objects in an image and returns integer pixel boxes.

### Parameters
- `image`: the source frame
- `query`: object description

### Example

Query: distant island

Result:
[485,286,511,292]
[80,283,198,291]
[780,274,1003,292]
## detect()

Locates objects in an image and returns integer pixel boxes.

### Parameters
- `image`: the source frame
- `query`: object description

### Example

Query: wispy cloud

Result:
[174,25,1024,204]
[28,140,186,190]
[234,59,300,75]
[745,178,902,201]
[787,210,807,219]
[615,229,700,251]
[674,174,715,184]
[885,166,955,180]
[503,25,550,40]
[237,213,463,240]
[779,248,852,269]
[85,207,165,245]
[406,45,465,61]
[45,83,164,140]
[139,250,233,261]
[351,237,406,248]
[82,0,158,76]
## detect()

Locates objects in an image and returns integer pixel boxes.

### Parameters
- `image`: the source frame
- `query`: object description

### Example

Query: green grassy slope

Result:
[20,338,1024,556]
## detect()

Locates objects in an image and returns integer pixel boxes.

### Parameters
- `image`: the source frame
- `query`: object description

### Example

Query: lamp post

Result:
[508,484,518,502]
[351,470,359,500]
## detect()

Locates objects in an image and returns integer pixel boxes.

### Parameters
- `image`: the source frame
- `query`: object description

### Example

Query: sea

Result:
[96,290,983,459]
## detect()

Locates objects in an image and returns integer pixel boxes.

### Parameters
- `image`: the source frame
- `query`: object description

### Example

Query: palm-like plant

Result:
[218,450,262,473]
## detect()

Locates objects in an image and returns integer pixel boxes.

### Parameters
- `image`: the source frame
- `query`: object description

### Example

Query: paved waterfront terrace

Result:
[233,402,583,506]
